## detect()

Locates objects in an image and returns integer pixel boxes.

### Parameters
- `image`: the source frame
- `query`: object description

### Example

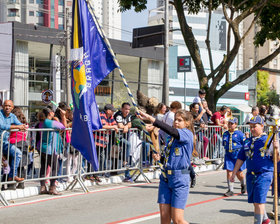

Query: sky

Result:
[121,1,157,42]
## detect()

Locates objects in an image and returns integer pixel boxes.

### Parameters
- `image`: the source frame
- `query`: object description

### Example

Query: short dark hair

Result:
[252,106,258,113]
[170,101,182,110]
[121,102,131,108]
[190,103,199,110]
[42,107,53,119]
[199,89,206,95]
[220,105,228,112]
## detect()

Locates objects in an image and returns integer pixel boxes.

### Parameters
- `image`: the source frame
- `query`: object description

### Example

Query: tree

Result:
[118,0,280,111]
[257,70,279,106]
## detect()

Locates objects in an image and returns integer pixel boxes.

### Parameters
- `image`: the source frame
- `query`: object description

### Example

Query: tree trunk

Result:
[206,91,218,113]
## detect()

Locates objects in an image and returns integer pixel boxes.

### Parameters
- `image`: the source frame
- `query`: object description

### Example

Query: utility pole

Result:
[162,0,169,105]
[65,7,71,104]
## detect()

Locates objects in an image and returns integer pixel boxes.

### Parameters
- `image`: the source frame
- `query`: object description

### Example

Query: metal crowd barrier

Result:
[0,124,251,206]
[194,125,251,162]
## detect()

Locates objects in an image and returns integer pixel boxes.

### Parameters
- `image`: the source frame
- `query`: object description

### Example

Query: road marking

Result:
[0,182,156,209]
[107,193,241,224]
[0,170,224,212]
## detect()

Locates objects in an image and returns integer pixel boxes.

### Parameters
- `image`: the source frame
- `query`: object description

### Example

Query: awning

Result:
[234,104,252,113]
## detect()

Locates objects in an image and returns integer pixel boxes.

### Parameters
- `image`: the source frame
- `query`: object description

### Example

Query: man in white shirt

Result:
[160,101,182,144]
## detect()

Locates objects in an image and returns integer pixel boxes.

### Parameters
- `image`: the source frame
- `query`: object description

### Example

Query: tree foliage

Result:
[118,0,280,111]
[256,70,279,106]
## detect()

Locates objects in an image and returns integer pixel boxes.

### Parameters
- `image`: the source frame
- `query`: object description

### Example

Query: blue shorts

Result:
[158,172,190,209]
[246,172,273,204]
[223,156,246,171]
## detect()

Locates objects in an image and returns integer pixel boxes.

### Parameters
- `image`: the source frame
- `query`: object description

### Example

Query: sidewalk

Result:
[0,163,221,203]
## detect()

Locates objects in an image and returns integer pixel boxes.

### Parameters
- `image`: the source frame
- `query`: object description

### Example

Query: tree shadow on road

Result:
[203,184,228,190]
[224,197,248,203]
[189,191,224,196]
[219,209,253,217]
[130,185,159,189]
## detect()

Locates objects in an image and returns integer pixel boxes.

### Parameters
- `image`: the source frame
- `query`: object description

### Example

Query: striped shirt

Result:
[94,111,117,148]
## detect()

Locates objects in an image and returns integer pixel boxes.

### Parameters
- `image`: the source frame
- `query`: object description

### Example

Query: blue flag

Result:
[70,0,117,171]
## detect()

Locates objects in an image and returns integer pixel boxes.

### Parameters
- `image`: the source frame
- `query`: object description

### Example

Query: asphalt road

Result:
[0,170,277,224]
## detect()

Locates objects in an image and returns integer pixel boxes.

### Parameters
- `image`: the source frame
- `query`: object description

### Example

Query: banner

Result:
[71,0,117,170]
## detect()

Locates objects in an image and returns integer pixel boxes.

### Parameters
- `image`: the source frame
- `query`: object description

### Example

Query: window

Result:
[59,0,64,6]
[36,11,44,17]
[8,9,17,17]
[36,0,43,4]
[29,11,34,16]
[29,0,34,3]
[58,24,64,30]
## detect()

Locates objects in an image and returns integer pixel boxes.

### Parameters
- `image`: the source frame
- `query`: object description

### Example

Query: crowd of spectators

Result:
[0,95,271,193]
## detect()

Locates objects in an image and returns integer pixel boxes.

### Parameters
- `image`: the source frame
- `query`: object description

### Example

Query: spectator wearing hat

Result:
[231,115,280,224]
[222,117,246,197]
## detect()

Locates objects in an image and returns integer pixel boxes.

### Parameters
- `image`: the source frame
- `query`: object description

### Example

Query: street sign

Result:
[245,92,250,100]
[177,56,192,72]
[41,89,53,104]
[132,25,164,48]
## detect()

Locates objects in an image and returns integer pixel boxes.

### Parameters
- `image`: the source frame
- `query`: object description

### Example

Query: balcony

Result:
[7,0,20,10]
[7,15,21,22]
[94,86,111,96]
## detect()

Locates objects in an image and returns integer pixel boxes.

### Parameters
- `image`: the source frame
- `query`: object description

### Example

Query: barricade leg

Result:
[132,144,151,183]
[0,131,9,206]
[66,153,89,193]
[0,191,9,206]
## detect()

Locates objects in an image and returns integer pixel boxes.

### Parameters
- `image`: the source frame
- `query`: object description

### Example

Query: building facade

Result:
[0,22,163,121]
[1,0,122,39]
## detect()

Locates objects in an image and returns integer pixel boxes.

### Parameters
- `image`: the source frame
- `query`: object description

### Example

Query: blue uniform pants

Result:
[246,171,273,204]
[158,172,190,209]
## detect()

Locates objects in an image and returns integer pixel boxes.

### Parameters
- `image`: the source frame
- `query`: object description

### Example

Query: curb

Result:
[1,164,220,202]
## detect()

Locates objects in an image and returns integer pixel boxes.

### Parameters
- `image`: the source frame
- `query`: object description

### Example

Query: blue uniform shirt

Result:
[238,134,273,173]
[165,128,193,170]
[223,130,245,160]
[0,110,22,144]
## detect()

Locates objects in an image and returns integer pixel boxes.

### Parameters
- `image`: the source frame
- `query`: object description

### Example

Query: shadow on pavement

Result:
[189,191,223,196]
[219,209,253,217]
[203,184,228,190]
[224,197,248,203]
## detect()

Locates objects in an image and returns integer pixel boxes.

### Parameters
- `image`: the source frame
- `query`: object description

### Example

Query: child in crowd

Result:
[231,115,279,224]
[222,117,246,197]
[138,109,194,224]
[1,155,10,190]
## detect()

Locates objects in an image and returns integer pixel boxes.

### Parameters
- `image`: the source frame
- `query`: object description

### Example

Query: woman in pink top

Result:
[8,106,29,190]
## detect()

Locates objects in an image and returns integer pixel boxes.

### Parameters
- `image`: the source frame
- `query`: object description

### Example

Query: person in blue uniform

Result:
[222,117,246,197]
[138,109,194,224]
[230,115,279,224]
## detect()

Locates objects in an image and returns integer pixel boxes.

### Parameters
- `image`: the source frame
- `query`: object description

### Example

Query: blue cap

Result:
[228,117,238,124]
[249,115,264,125]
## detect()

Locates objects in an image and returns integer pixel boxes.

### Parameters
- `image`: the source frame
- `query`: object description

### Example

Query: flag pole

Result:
[86,0,167,181]
[273,125,278,224]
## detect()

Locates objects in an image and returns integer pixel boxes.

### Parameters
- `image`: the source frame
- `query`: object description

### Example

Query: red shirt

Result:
[9,124,29,144]
[211,112,225,133]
